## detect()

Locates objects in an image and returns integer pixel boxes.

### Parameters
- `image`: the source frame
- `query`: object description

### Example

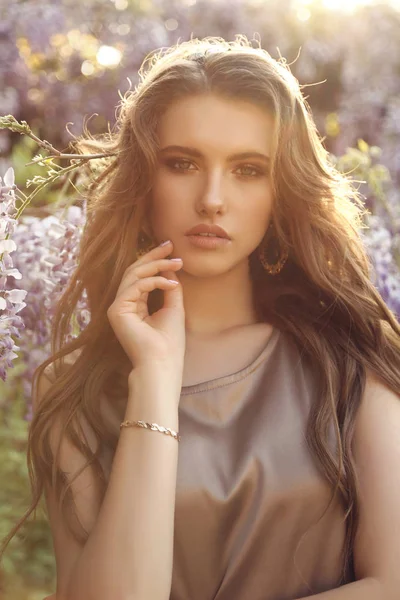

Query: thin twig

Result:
[26,152,116,166]
[0,115,116,164]
[0,160,88,262]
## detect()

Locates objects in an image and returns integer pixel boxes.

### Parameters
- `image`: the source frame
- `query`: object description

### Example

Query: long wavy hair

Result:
[2,35,400,592]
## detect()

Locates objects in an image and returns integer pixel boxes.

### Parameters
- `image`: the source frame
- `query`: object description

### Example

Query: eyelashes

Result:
[163,158,267,179]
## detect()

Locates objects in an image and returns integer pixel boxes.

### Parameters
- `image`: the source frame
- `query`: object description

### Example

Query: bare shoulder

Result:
[354,367,400,426]
[349,368,400,591]
[361,367,399,407]
[33,347,119,465]
[33,347,106,471]
[39,348,83,387]
[352,365,400,480]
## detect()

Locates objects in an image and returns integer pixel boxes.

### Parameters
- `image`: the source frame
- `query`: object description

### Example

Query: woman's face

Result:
[149,93,275,278]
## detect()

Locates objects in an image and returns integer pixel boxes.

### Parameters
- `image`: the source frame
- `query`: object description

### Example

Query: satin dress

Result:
[171,327,353,600]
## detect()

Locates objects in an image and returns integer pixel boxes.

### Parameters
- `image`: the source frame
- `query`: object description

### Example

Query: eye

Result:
[236,164,265,178]
[165,158,195,172]
[164,158,266,178]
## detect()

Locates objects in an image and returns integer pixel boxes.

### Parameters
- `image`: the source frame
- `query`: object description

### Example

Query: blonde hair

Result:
[2,35,400,592]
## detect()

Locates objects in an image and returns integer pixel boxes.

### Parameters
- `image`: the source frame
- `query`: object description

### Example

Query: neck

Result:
[179,258,259,338]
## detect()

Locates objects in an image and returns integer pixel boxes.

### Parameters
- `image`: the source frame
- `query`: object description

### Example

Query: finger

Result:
[159,269,183,310]
[113,275,180,314]
[117,258,183,298]
[131,257,182,280]
[134,239,173,265]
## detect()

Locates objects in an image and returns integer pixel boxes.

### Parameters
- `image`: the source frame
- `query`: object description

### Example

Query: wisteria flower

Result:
[0,167,27,382]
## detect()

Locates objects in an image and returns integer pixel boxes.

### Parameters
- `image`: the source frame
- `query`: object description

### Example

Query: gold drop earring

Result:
[258,222,289,275]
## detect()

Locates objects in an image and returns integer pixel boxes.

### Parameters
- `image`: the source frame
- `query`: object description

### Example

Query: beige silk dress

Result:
[170,326,355,600]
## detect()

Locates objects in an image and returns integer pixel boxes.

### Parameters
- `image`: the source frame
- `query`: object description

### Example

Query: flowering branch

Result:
[0,116,115,386]
[0,115,117,165]
[0,116,117,263]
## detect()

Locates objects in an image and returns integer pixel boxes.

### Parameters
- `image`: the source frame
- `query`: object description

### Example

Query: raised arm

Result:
[38,239,185,600]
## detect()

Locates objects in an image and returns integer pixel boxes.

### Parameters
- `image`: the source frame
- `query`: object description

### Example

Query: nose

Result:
[195,169,226,216]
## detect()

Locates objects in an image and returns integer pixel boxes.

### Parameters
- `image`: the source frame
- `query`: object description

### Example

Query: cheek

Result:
[151,172,190,214]
[240,199,273,249]
[149,194,187,236]
[242,193,273,228]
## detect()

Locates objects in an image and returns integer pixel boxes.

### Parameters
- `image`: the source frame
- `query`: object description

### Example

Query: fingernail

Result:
[159,240,171,247]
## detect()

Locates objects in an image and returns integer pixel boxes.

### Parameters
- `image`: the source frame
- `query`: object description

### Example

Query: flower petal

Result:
[0,239,17,253]
[6,289,28,303]
[3,167,15,188]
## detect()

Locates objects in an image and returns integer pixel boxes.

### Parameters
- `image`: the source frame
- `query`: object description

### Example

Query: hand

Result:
[107,240,185,371]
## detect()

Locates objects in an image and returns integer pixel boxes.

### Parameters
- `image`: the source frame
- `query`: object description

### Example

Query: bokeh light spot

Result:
[115,0,128,10]
[96,45,122,67]
[81,61,96,76]
[165,18,179,31]
[117,23,131,35]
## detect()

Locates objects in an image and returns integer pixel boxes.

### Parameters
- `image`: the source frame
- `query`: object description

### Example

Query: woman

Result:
[2,36,400,600]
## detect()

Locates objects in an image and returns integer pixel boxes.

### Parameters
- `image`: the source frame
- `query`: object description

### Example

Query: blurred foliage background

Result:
[1,0,400,598]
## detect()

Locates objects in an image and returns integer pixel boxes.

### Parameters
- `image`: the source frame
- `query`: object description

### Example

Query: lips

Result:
[185,224,230,239]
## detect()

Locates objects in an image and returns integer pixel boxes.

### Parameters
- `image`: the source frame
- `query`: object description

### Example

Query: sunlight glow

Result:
[295,0,400,12]
[323,0,373,9]
[297,7,312,19]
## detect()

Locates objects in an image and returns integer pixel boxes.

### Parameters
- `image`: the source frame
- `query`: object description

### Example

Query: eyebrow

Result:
[158,145,271,164]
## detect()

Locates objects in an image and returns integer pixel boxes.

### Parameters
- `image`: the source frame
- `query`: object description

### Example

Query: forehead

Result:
[156,94,275,155]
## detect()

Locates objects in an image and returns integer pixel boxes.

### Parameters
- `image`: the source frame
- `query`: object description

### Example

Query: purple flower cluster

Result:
[0,168,27,383]
[361,214,400,319]
[1,168,90,417]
